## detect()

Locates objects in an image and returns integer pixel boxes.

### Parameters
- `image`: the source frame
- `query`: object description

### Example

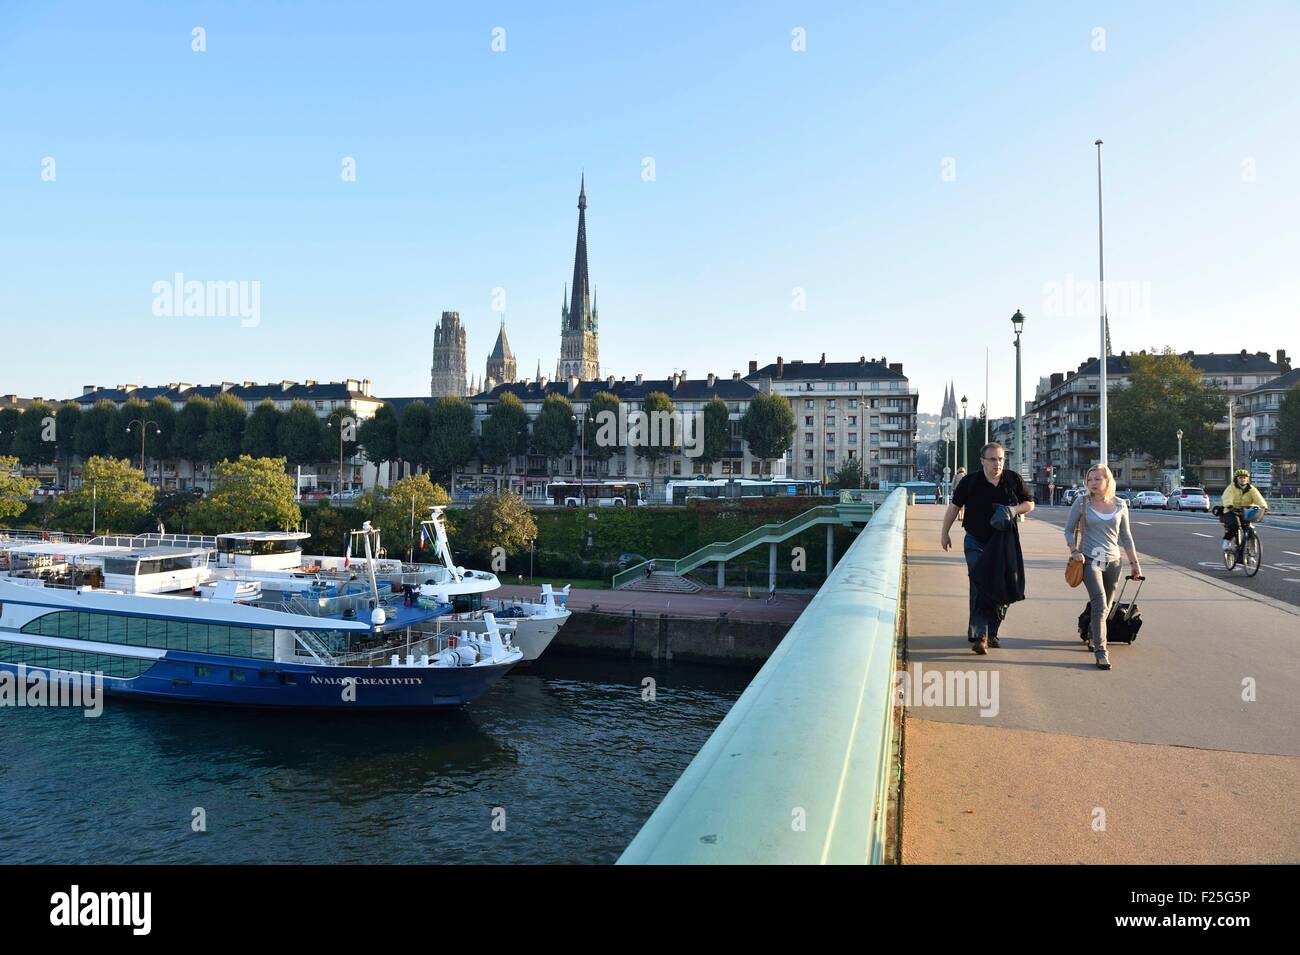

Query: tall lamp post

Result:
[1012,310,1026,475]
[572,410,587,505]
[1176,428,1184,489]
[125,419,160,481]
[1095,139,1109,466]
[327,417,348,497]
[960,395,968,474]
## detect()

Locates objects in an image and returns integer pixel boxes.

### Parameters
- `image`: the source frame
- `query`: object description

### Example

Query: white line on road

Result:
[1193,533,1213,538]
[1135,521,1153,526]
[1285,551,1300,558]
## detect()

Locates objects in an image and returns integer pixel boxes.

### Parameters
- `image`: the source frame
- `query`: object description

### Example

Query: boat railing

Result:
[0,528,95,545]
[89,532,218,551]
[333,629,465,667]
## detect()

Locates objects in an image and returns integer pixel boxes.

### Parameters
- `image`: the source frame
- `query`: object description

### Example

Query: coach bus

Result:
[665,478,823,506]
[545,480,647,507]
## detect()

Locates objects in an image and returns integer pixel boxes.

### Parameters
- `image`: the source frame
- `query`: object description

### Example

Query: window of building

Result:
[751,461,762,475]
[848,433,857,444]
[805,432,814,444]
[671,460,682,475]
[826,415,835,426]
[805,416,814,426]
[804,450,814,460]
[848,450,856,459]
[848,415,857,426]
[825,449,835,458]
[849,399,858,409]
[827,399,836,409]
[805,399,814,409]
[826,433,835,444]
[804,466,814,477]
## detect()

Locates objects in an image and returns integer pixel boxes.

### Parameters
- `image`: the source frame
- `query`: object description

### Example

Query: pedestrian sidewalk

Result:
[901,504,1300,863]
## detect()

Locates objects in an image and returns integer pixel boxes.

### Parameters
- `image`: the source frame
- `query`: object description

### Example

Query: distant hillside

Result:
[916,413,940,444]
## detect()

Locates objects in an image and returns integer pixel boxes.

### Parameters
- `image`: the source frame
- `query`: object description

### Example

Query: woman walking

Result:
[1064,463,1141,670]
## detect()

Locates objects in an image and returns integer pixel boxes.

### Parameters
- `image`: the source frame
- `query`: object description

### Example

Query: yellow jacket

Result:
[1222,483,1267,510]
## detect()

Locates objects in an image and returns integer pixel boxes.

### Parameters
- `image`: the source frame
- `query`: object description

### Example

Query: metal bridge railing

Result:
[618,487,908,865]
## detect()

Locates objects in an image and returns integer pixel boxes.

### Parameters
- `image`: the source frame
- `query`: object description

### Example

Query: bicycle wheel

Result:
[1222,538,1238,571]
[1243,534,1262,577]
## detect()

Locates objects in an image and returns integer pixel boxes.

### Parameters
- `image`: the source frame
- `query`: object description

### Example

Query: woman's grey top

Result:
[1064,495,1136,562]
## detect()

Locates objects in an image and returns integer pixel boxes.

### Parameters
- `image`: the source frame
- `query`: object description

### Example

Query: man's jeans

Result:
[963,534,1001,641]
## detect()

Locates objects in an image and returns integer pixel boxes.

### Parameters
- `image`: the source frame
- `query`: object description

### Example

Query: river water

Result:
[0,656,753,864]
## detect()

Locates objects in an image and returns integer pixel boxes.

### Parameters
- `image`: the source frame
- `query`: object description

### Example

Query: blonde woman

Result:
[1063,464,1141,670]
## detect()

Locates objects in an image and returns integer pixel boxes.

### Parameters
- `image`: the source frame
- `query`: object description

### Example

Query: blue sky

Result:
[3,1,1298,416]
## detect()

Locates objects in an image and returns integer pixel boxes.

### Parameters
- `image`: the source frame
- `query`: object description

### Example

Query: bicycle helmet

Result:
[1234,468,1250,477]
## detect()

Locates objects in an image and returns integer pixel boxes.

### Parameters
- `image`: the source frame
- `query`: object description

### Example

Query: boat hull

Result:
[0,651,518,710]
[445,609,569,662]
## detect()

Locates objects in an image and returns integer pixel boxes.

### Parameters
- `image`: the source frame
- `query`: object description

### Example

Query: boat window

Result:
[230,670,247,682]
[18,611,273,659]
[452,593,482,613]
[102,558,139,576]
[0,640,153,678]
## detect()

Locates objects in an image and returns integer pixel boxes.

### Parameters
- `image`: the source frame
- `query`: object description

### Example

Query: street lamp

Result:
[529,538,535,579]
[1176,429,1184,488]
[1012,309,1026,475]
[125,419,160,480]
[960,395,968,474]
[572,410,587,505]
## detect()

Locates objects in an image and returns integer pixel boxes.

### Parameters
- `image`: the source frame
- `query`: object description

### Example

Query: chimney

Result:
[567,376,579,394]
[858,356,866,366]
[680,370,687,381]
[281,380,295,391]
[361,378,371,396]
[776,356,784,378]
[346,378,360,391]
[243,380,255,388]
[748,359,758,375]
[732,372,741,380]
[671,372,681,391]
[607,375,615,388]
[1240,349,1248,360]
[221,381,235,391]
[1050,372,1064,388]
[707,372,716,388]
[635,373,643,386]
[819,352,826,366]
[83,385,97,395]
[888,362,903,374]
[1066,371,1075,380]
[1279,349,1291,372]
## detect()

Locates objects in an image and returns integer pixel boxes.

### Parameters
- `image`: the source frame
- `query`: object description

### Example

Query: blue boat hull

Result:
[0,651,517,710]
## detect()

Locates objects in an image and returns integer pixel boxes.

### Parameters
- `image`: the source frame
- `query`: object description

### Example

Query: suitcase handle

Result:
[1109,573,1145,620]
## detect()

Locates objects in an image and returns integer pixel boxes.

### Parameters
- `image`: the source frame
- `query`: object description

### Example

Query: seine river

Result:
[0,656,753,864]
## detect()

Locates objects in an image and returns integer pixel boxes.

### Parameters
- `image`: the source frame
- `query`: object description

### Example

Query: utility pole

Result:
[1095,139,1109,465]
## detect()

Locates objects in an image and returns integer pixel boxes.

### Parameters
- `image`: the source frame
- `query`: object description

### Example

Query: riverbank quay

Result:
[496,583,807,666]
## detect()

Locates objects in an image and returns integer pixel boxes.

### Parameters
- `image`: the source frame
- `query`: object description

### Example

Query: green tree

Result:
[830,457,865,490]
[12,402,58,466]
[146,396,176,463]
[740,392,796,476]
[54,456,155,533]
[202,392,247,463]
[635,391,676,482]
[424,397,476,484]
[534,393,576,475]
[1278,385,1300,464]
[373,473,453,560]
[0,455,38,521]
[357,403,399,471]
[277,401,325,468]
[696,396,732,470]
[151,489,197,533]
[456,491,537,560]
[1110,350,1226,466]
[479,393,530,469]
[171,396,212,464]
[397,401,433,471]
[74,399,118,461]
[241,400,283,458]
[0,408,20,456]
[54,403,82,485]
[188,455,301,532]
[584,391,622,463]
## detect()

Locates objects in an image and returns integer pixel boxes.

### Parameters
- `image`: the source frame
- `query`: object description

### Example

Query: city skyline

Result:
[4,2,1298,416]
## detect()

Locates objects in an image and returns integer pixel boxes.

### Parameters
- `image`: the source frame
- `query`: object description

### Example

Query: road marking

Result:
[1135,521,1153,526]
[1193,532,1213,538]
[1285,551,1300,558]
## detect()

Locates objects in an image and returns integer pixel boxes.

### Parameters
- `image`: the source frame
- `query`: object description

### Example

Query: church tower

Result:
[430,310,469,397]
[558,175,600,380]
[485,319,517,391]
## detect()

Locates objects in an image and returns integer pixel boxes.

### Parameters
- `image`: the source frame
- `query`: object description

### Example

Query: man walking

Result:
[940,442,1035,653]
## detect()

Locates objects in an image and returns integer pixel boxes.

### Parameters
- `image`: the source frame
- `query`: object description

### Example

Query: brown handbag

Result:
[1065,499,1086,588]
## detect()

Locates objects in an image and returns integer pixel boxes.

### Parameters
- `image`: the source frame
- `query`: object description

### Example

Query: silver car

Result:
[1167,486,1210,512]
[1133,490,1168,509]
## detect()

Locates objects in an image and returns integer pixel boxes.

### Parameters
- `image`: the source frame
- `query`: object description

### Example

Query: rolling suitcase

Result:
[1076,574,1145,645]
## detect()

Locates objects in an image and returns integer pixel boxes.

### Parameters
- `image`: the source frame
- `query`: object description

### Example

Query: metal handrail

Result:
[611,502,876,588]
[619,488,907,865]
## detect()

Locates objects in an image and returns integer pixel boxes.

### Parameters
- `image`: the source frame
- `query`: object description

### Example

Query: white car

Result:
[1133,490,1168,509]
[1166,487,1210,512]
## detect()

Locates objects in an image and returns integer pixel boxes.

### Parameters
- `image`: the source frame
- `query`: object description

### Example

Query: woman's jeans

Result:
[1084,558,1122,651]
[963,534,999,640]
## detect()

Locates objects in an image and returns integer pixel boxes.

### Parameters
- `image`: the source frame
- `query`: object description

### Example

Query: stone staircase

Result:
[619,571,703,594]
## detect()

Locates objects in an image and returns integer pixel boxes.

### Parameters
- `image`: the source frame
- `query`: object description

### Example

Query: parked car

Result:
[1133,490,1168,509]
[299,489,329,502]
[1116,490,1134,503]
[1062,487,1085,506]
[1167,486,1210,512]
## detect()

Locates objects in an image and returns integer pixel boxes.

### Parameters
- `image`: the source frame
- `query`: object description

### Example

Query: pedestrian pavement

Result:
[493,583,812,624]
[901,504,1300,864]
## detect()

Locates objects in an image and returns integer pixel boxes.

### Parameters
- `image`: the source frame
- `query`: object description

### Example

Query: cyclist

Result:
[1220,468,1268,552]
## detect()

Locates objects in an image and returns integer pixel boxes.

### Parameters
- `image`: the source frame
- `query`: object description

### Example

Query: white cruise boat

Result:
[0,526,523,710]
[205,508,570,662]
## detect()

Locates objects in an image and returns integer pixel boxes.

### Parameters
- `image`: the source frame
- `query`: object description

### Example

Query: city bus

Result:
[545,480,647,507]
[665,478,823,506]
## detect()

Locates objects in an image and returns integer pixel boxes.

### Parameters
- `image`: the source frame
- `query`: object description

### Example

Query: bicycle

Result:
[1214,505,1263,577]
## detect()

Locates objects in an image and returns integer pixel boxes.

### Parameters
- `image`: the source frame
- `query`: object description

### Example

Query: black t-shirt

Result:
[952,469,1031,544]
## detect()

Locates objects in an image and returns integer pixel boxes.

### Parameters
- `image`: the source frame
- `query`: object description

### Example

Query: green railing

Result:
[618,487,907,864]
[610,501,876,588]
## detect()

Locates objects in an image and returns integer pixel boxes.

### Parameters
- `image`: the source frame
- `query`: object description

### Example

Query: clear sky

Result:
[3,1,1297,417]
